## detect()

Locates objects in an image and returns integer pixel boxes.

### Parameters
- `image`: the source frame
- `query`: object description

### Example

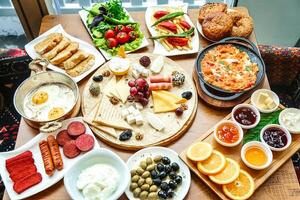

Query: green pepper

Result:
[151,11,185,27]
[149,27,194,40]
[104,15,137,25]
[82,7,100,16]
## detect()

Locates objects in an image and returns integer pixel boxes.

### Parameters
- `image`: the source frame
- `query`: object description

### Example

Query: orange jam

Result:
[245,147,267,166]
[216,123,239,143]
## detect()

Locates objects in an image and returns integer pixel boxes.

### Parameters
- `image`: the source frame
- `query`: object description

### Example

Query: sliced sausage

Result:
[149,75,172,83]
[75,134,95,152]
[13,172,42,194]
[47,135,64,170]
[67,121,86,136]
[5,151,32,166]
[39,140,55,176]
[6,158,34,173]
[10,165,37,182]
[56,130,73,146]
[149,82,172,91]
[63,140,81,158]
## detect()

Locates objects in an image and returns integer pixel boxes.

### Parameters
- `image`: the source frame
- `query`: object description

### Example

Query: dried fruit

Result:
[119,130,132,141]
[89,82,100,96]
[139,56,151,67]
[109,96,120,105]
[180,104,188,111]
[102,70,111,77]
[135,130,144,140]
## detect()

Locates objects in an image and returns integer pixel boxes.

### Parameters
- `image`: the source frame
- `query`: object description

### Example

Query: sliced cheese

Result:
[146,112,165,131]
[150,56,164,74]
[116,76,130,104]
[152,90,182,113]
[103,76,120,99]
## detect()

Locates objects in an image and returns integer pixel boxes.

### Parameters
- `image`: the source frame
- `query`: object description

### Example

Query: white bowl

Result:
[241,141,273,170]
[251,89,280,113]
[214,120,243,147]
[279,108,300,134]
[260,124,292,151]
[231,104,261,129]
[64,149,130,200]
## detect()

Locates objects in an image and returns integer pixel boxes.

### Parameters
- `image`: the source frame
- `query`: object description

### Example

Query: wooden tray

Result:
[81,53,198,151]
[179,100,300,199]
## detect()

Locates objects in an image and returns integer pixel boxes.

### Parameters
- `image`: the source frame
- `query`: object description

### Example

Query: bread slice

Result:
[50,42,79,65]
[34,33,63,54]
[66,54,95,77]
[61,50,89,70]
[42,37,70,60]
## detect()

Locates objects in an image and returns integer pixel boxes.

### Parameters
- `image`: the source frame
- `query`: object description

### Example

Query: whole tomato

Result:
[125,25,134,33]
[104,29,115,39]
[114,25,126,33]
[107,38,118,48]
[116,32,129,44]
[128,31,137,41]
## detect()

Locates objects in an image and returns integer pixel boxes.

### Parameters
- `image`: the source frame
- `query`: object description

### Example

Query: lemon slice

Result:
[109,57,130,76]
[187,142,213,161]
[209,158,240,185]
[223,170,255,200]
[197,150,226,175]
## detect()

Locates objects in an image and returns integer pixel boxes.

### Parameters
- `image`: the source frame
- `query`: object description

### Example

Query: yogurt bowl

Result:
[279,108,300,134]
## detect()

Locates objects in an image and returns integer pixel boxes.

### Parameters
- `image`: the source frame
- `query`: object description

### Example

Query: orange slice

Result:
[197,150,226,175]
[223,170,255,200]
[209,158,240,185]
[187,142,213,161]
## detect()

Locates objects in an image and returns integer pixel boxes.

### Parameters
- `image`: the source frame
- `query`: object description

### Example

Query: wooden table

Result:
[4,9,300,200]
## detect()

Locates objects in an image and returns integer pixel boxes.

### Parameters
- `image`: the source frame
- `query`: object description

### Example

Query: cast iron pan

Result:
[195,37,265,95]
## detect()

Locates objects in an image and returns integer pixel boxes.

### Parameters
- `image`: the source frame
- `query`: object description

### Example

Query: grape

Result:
[130,87,138,96]
[136,78,147,87]
[127,95,135,102]
[128,80,135,87]
[175,107,183,116]
[144,91,150,98]
[137,92,144,99]
[139,98,149,106]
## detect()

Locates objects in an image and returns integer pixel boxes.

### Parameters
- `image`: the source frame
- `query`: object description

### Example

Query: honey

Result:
[245,146,267,166]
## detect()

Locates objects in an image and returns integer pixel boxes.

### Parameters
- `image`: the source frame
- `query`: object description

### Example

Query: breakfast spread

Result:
[76,163,119,200]
[279,108,300,133]
[257,92,277,110]
[245,146,267,166]
[215,122,240,144]
[198,3,254,41]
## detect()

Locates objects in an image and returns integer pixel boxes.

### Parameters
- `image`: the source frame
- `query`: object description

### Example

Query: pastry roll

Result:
[42,37,70,60]
[50,42,79,65]
[61,50,89,70]
[34,33,63,54]
[66,54,95,77]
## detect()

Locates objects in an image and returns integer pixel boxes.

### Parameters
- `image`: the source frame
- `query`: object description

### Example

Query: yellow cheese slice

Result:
[152,90,182,113]
[116,76,130,104]
[103,76,120,99]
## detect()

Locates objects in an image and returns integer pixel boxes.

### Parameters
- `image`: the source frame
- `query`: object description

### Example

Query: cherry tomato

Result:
[116,32,129,44]
[128,31,137,41]
[104,29,115,39]
[125,25,134,33]
[107,38,118,49]
[114,25,126,33]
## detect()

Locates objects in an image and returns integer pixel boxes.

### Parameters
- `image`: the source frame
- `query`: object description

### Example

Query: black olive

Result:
[158,190,167,199]
[151,170,158,179]
[169,171,177,180]
[164,165,172,174]
[181,91,192,100]
[160,182,169,191]
[156,163,165,172]
[159,171,167,179]
[153,178,162,186]
[168,180,177,190]
[161,156,171,165]
[167,189,175,198]
[119,130,132,141]
[93,75,103,82]
[175,175,182,184]
[171,162,180,171]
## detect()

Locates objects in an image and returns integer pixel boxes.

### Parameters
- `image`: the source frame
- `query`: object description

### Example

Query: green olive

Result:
[136,167,144,175]
[149,185,158,192]
[133,188,141,198]
[138,178,145,186]
[141,184,150,191]
[130,169,137,177]
[139,191,149,199]
[145,177,153,185]
[131,175,140,182]
[146,157,153,165]
[140,161,147,169]
[130,182,138,191]
[154,155,162,163]
[146,164,155,171]
[141,171,150,178]
[148,192,158,199]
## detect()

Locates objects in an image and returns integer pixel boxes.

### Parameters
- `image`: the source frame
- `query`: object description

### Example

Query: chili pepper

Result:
[82,7,99,16]
[153,11,170,19]
[166,37,189,46]
[179,20,191,30]
[149,27,194,40]
[104,16,137,25]
[158,21,177,33]
[151,11,185,27]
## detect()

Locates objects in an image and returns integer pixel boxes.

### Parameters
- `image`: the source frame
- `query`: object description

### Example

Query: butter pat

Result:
[257,92,276,110]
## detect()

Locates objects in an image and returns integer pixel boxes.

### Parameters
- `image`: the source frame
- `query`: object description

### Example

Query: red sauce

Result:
[217,123,239,143]
[233,107,257,126]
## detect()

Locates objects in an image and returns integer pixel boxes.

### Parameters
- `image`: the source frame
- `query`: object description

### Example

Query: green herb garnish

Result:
[218,61,225,65]
[245,66,252,72]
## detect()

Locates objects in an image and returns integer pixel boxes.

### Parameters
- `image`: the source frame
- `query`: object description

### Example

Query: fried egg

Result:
[23,83,75,121]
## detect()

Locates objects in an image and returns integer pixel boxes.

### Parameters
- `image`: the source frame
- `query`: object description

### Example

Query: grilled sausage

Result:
[39,140,55,176]
[47,135,64,170]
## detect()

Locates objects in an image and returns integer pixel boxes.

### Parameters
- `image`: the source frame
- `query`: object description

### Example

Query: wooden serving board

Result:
[179,100,300,200]
[82,53,198,151]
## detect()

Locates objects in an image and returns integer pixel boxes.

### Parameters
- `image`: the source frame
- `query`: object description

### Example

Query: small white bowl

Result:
[279,108,300,134]
[64,149,130,200]
[241,141,273,170]
[260,124,292,151]
[231,104,261,129]
[214,120,243,147]
[251,89,280,113]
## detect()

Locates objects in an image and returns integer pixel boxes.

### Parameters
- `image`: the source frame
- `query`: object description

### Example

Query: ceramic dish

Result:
[213,120,243,147]
[64,148,130,200]
[279,108,300,134]
[260,124,291,151]
[145,3,199,56]
[0,117,100,200]
[231,104,260,129]
[251,89,280,113]
[241,141,273,170]
[125,147,191,200]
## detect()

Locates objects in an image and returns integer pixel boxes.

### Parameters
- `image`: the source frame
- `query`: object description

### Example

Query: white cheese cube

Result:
[132,70,140,79]
[135,115,144,125]
[141,69,149,77]
[128,106,136,114]
[132,109,140,116]
[126,114,135,124]
[136,66,144,74]
[121,109,130,118]
[135,103,144,110]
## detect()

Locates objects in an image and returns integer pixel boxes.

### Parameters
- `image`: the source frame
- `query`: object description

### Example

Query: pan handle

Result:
[220,37,260,55]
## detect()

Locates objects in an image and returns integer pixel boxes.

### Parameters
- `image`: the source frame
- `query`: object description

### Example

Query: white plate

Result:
[145,3,199,56]
[79,8,149,60]
[25,24,106,82]
[0,117,100,200]
[125,147,191,200]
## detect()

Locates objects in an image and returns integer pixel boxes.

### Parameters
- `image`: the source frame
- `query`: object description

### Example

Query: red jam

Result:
[233,107,257,126]
[217,123,239,143]
[263,127,288,148]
